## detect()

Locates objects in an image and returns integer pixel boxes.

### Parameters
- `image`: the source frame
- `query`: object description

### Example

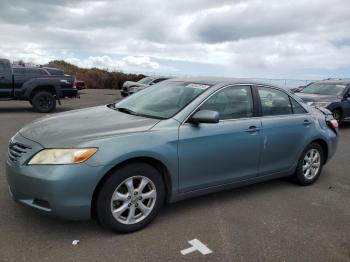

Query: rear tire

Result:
[31,91,56,113]
[294,143,324,186]
[332,109,342,123]
[96,163,165,233]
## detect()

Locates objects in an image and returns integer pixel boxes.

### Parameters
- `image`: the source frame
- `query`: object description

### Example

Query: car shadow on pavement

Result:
[7,177,295,237]
[160,177,293,218]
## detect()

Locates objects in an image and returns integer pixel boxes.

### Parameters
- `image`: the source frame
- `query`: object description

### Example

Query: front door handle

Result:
[245,125,261,133]
[303,120,311,126]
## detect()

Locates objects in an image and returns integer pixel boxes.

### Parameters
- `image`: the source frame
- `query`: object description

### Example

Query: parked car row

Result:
[121,76,172,97]
[294,80,350,123]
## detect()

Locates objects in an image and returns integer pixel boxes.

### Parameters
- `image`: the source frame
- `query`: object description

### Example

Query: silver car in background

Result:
[121,76,172,97]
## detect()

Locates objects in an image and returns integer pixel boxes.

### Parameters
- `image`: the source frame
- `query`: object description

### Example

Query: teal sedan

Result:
[6,78,338,233]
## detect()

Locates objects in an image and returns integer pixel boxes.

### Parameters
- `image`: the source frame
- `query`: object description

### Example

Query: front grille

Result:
[8,142,31,162]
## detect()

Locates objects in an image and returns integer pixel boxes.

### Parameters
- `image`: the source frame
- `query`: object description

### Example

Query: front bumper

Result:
[5,134,107,220]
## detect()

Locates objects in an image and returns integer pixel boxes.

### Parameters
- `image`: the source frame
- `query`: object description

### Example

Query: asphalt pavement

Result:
[0,89,349,261]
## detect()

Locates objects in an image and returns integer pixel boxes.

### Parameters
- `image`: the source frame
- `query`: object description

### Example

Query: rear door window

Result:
[258,87,292,116]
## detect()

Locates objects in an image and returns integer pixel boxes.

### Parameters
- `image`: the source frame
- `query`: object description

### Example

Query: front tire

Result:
[96,163,165,233]
[31,91,56,113]
[294,143,324,186]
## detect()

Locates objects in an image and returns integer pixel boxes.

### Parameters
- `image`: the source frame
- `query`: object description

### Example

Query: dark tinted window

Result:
[25,68,48,76]
[200,86,253,120]
[290,98,306,114]
[46,68,64,76]
[152,78,167,84]
[138,77,154,84]
[258,87,292,116]
[13,68,25,75]
[0,63,5,73]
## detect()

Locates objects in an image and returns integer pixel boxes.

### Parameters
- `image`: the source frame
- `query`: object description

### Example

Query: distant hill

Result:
[45,60,145,89]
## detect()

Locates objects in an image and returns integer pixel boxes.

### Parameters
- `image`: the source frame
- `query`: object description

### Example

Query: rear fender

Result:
[22,78,62,100]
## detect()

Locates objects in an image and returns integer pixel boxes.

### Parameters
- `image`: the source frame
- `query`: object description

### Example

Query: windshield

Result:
[300,83,346,96]
[137,77,154,85]
[114,81,211,119]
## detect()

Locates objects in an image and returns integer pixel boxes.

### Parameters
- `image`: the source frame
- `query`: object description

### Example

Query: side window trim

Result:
[255,85,309,117]
[183,84,256,124]
[289,96,308,114]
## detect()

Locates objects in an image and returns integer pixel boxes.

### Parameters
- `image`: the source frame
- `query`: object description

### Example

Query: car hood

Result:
[295,93,339,102]
[19,106,160,147]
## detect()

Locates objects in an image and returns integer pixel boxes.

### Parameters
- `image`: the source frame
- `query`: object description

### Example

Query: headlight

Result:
[28,148,98,165]
[307,102,332,108]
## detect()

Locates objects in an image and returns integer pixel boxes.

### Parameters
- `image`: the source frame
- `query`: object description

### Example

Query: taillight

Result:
[72,79,77,89]
[326,118,339,133]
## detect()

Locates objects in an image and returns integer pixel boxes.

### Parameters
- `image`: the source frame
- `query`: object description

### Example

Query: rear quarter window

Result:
[290,98,307,114]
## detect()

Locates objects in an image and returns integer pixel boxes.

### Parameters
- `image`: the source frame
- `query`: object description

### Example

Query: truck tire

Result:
[31,91,56,113]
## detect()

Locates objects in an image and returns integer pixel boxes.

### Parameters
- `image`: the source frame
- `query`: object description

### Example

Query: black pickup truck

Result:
[0,58,78,112]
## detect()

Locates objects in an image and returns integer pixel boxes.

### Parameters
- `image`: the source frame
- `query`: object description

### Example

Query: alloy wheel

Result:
[302,149,321,180]
[110,176,157,225]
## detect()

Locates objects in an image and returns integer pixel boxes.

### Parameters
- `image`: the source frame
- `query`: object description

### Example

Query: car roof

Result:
[42,67,63,71]
[314,79,350,85]
[165,77,283,88]
[13,66,43,69]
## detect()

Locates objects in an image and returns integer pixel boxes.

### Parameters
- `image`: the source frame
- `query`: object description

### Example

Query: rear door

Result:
[0,60,13,98]
[178,85,263,192]
[256,86,313,175]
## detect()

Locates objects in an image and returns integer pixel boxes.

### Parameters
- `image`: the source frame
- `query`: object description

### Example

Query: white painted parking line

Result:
[180,239,212,256]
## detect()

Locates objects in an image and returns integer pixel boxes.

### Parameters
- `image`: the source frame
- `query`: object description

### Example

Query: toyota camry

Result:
[6,78,338,233]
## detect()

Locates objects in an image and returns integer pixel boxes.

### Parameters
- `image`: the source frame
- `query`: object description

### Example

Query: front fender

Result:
[83,128,180,195]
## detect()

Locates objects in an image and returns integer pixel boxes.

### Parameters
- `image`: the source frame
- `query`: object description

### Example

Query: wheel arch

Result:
[29,85,56,100]
[311,138,329,164]
[91,156,173,218]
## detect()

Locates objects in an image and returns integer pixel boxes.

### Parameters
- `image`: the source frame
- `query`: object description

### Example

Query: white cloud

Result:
[65,55,161,71]
[0,0,349,78]
[122,56,160,69]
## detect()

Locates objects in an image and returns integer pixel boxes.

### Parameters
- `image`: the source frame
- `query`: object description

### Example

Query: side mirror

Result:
[191,110,219,124]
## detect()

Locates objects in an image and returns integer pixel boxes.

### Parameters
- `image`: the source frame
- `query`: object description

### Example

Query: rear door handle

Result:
[245,125,261,133]
[303,120,311,126]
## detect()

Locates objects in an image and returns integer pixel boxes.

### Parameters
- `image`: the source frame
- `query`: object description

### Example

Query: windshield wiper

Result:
[107,104,166,119]
[115,107,138,115]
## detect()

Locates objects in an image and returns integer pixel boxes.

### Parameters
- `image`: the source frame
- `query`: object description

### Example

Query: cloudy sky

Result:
[1,0,350,80]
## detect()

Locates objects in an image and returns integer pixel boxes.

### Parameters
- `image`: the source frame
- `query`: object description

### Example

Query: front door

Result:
[178,85,262,192]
